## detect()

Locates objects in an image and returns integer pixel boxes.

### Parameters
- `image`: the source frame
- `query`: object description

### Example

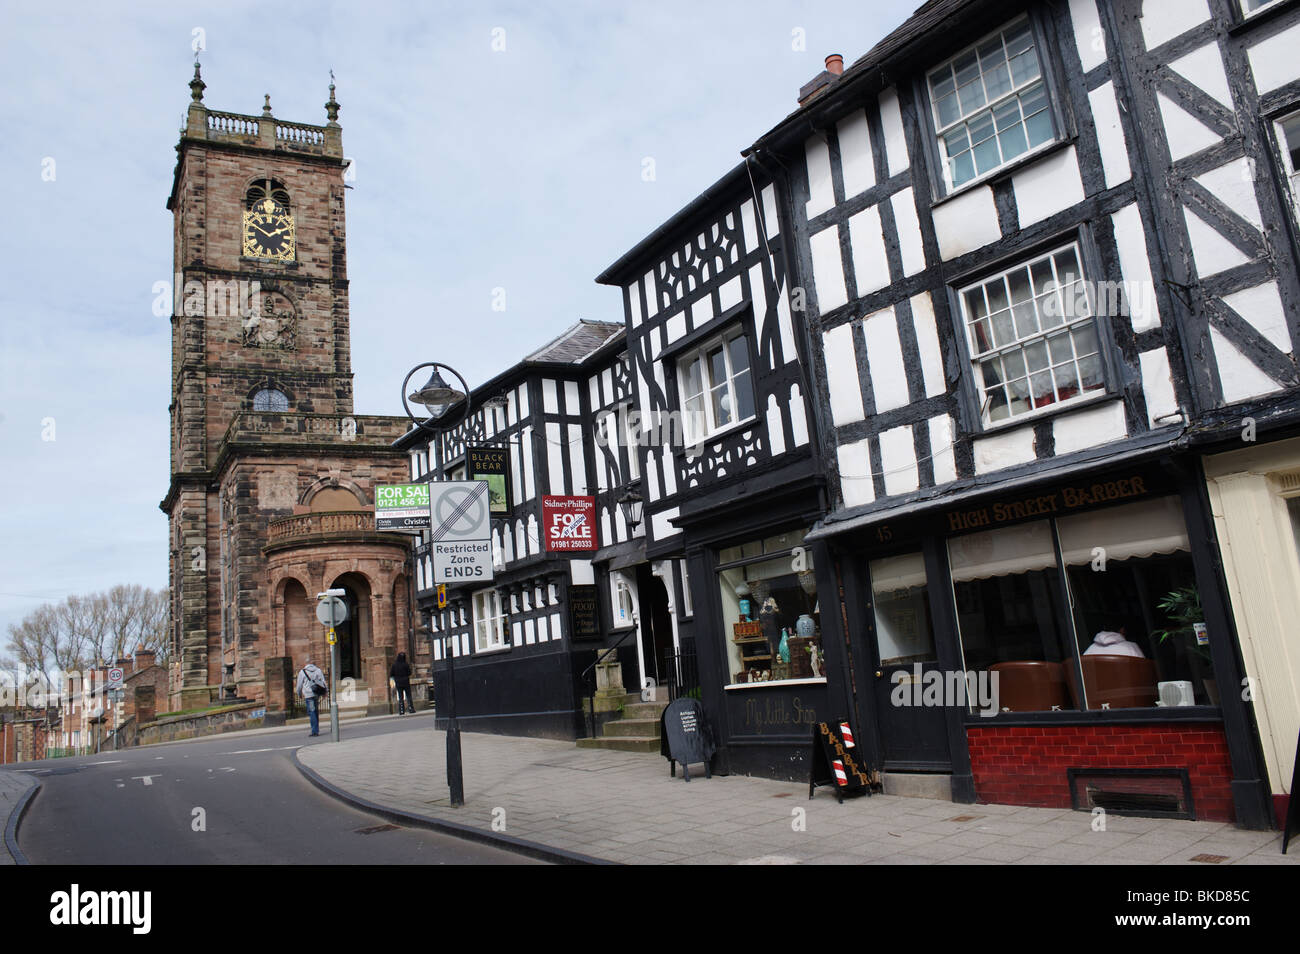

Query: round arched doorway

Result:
[329,572,373,681]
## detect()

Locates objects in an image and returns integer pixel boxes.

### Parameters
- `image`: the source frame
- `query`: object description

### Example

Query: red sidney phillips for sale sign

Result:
[542,495,597,552]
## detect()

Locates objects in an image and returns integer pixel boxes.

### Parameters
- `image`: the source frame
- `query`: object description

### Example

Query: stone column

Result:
[362,646,395,715]
[263,656,294,717]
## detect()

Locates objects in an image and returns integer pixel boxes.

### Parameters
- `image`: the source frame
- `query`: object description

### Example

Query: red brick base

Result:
[966,723,1235,822]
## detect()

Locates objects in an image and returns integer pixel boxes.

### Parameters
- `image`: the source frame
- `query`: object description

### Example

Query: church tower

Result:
[162,65,413,712]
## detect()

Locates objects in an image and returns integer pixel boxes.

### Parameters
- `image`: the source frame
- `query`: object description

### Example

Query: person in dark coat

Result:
[390,652,414,715]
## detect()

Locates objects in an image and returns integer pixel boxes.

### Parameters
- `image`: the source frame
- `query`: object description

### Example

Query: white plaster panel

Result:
[823,322,864,426]
[1088,83,1131,188]
[1213,328,1282,403]
[848,204,891,296]
[766,393,787,456]
[1069,0,1106,72]
[809,226,848,311]
[930,415,957,485]
[567,424,586,495]
[1012,146,1085,227]
[748,263,771,363]
[775,275,797,366]
[879,425,919,497]
[549,612,561,643]
[1052,400,1128,456]
[1222,282,1293,354]
[1247,23,1300,94]
[973,426,1036,475]
[790,383,809,447]
[545,423,564,494]
[837,109,875,198]
[570,560,595,585]
[563,380,579,412]
[910,292,947,398]
[629,282,642,327]
[891,187,926,277]
[1195,159,1263,232]
[805,134,836,219]
[1140,0,1209,51]
[719,275,743,314]
[879,88,908,177]
[762,185,780,239]
[516,384,529,420]
[1158,92,1221,161]
[651,507,681,542]
[863,307,909,413]
[1169,43,1234,109]
[666,311,686,349]
[691,289,716,327]
[643,271,658,319]
[741,199,759,255]
[1111,203,1160,333]
[837,438,875,508]
[1184,206,1250,276]
[933,186,1000,260]
[1138,348,1180,427]
[521,427,535,501]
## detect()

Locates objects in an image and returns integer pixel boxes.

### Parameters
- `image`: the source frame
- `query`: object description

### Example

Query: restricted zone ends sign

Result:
[430,481,494,584]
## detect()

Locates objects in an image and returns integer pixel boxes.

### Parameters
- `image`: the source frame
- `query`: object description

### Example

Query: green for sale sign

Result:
[375,483,431,533]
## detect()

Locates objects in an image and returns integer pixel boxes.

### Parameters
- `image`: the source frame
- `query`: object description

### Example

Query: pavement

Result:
[296,722,1300,865]
[1,769,37,865]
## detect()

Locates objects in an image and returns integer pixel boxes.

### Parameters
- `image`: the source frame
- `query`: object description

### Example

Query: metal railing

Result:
[664,644,700,702]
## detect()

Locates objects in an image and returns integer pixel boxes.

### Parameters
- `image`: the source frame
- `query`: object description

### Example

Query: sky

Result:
[0,0,919,640]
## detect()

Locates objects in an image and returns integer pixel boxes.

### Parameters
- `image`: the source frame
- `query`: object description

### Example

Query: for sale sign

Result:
[542,495,596,552]
[376,483,430,532]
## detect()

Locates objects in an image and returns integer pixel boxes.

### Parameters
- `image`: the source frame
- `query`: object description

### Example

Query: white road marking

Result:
[131,775,161,787]
[219,746,302,755]
[91,760,124,765]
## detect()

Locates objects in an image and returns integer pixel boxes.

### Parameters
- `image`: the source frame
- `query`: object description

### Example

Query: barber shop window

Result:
[949,495,1217,713]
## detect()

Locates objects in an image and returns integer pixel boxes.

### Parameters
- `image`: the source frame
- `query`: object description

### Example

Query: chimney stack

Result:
[825,54,844,76]
[798,53,847,106]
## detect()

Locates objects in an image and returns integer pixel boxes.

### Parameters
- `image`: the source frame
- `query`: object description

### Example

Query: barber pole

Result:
[839,721,855,748]
[832,759,848,786]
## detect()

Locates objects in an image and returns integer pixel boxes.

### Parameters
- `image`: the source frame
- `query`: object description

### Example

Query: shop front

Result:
[682,486,852,781]
[813,458,1272,826]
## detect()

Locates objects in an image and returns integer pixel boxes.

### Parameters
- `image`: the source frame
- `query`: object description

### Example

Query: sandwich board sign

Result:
[430,481,494,584]
[375,483,431,532]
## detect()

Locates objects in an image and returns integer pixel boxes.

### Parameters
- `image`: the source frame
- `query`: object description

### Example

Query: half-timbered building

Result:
[397,320,628,738]
[735,0,1299,827]
[596,162,841,777]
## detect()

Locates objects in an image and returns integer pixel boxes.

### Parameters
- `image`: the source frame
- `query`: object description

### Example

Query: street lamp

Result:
[401,361,470,808]
[618,489,644,531]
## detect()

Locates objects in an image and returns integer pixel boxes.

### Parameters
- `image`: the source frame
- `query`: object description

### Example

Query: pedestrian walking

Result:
[295,659,328,736]
[390,652,414,715]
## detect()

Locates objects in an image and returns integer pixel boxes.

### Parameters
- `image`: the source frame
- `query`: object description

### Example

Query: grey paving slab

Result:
[296,727,1300,866]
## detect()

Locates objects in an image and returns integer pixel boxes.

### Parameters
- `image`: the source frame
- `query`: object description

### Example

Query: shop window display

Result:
[718,531,823,686]
[948,496,1219,712]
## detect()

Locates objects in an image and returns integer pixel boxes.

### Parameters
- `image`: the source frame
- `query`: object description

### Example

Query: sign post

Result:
[317,592,348,742]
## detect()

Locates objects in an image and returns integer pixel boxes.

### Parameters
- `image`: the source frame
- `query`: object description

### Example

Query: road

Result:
[12,715,541,865]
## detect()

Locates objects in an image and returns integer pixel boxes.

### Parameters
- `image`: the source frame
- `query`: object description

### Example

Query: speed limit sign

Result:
[107,667,124,689]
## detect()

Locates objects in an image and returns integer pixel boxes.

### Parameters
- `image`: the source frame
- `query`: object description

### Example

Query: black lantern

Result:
[618,489,644,531]
[408,368,466,409]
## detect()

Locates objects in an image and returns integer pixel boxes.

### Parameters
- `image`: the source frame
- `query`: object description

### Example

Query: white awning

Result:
[948,520,1056,582]
[1057,496,1189,565]
[870,552,928,594]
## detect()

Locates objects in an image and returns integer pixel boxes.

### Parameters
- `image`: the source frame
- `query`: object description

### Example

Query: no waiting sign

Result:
[430,481,494,584]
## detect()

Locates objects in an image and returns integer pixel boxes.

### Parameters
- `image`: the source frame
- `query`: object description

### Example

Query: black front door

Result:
[864,550,952,770]
[636,566,674,690]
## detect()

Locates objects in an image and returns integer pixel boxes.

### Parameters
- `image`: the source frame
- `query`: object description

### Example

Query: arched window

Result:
[245,178,291,212]
[253,388,289,412]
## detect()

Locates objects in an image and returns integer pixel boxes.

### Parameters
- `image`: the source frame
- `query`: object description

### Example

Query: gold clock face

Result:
[242,198,295,262]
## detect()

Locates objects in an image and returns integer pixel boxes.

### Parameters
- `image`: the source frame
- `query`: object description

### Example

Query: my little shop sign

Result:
[945,474,1156,533]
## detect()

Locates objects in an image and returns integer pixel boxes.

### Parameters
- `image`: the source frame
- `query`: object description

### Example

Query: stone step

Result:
[881,772,952,801]
[621,701,668,721]
[576,736,661,753]
[602,717,660,739]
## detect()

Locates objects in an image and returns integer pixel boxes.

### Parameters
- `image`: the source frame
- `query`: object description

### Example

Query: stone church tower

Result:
[161,64,416,713]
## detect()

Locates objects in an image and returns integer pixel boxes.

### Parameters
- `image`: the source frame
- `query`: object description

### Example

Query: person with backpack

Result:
[295,659,328,737]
